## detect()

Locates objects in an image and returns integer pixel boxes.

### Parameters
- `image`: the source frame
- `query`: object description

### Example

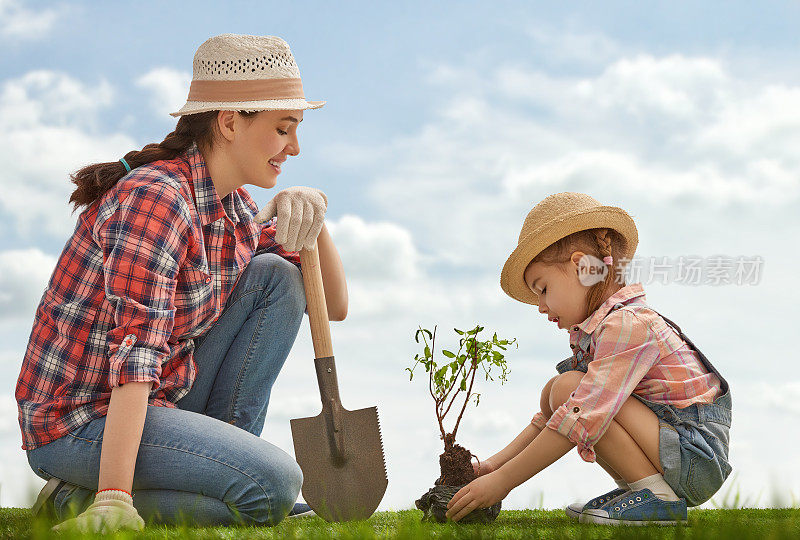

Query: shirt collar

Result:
[573,283,647,335]
[186,144,240,226]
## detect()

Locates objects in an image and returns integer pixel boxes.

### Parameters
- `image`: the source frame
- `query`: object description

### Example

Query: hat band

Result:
[186,78,305,102]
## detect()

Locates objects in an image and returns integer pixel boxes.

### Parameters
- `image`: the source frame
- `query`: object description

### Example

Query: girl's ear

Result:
[569,251,585,271]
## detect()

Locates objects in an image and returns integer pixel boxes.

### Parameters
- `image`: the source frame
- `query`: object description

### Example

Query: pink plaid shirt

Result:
[531,283,722,462]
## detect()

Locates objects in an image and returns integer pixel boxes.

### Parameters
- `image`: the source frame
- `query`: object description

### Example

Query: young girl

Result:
[446,192,731,525]
[16,34,346,533]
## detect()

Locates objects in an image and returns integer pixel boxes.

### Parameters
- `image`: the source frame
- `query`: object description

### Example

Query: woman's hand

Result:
[445,470,512,522]
[51,491,144,534]
[255,186,327,252]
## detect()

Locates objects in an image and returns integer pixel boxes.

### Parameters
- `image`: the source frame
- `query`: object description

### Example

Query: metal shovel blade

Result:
[291,403,387,521]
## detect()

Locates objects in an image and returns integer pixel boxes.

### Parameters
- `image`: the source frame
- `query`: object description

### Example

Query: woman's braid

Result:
[69,112,217,210]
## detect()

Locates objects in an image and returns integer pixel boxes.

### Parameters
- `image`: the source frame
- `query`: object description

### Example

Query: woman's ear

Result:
[216,110,236,143]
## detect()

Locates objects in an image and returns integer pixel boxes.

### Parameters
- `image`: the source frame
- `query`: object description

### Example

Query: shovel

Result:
[290,244,388,521]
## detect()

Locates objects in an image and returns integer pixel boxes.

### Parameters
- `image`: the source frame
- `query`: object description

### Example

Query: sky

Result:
[1,0,799,512]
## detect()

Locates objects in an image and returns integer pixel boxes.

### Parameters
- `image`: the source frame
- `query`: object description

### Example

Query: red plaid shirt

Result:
[16,145,300,450]
[531,284,722,462]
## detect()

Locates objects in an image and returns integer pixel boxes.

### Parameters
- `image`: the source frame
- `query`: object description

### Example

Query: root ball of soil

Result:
[415,484,501,524]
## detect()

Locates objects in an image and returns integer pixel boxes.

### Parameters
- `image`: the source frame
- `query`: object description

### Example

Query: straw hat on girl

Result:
[500,192,639,305]
[171,34,324,117]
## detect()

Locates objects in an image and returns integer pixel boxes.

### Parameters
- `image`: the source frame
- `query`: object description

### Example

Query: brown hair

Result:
[531,228,628,316]
[68,110,258,211]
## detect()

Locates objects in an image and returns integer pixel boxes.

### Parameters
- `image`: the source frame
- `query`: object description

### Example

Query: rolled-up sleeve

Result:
[546,309,662,462]
[97,181,191,390]
[531,411,548,430]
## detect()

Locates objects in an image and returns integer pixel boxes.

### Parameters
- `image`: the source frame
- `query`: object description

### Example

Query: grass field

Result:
[2,507,800,539]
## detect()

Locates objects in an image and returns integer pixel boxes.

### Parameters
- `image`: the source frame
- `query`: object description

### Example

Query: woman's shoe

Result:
[31,478,68,521]
[579,488,688,526]
[287,502,315,518]
[564,487,628,520]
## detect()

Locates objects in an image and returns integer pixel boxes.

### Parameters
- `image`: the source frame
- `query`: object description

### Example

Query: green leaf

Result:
[442,349,456,358]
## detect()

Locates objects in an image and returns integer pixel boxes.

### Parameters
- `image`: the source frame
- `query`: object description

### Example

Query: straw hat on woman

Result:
[17,34,346,533]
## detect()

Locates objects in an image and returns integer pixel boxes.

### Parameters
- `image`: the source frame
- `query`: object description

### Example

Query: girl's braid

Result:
[594,228,613,260]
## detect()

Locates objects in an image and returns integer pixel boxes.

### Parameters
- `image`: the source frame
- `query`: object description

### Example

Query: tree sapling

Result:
[409,324,516,523]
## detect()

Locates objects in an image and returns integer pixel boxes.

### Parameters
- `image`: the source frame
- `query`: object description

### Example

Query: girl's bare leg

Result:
[597,456,626,484]
[549,371,662,483]
[544,374,623,483]
[540,375,557,418]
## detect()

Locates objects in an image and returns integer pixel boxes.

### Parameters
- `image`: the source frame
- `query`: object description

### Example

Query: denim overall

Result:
[556,302,732,507]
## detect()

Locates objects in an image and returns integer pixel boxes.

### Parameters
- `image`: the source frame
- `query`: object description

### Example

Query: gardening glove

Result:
[254,186,327,252]
[51,490,144,534]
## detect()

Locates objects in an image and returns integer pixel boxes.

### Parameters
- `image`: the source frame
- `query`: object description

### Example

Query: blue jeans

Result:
[27,253,307,525]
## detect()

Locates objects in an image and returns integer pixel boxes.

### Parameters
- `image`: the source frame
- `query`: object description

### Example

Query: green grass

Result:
[2,508,800,539]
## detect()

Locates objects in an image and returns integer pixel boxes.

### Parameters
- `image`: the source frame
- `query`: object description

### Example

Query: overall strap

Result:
[649,309,729,395]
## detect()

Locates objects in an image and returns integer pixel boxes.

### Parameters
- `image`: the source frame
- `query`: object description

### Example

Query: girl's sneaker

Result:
[579,488,687,526]
[565,487,628,520]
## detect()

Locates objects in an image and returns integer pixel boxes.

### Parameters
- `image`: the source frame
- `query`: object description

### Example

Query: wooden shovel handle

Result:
[299,245,334,358]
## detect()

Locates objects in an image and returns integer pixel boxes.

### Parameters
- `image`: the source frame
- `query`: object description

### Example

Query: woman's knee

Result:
[236,453,303,525]
[250,253,306,314]
[271,456,303,515]
[548,371,584,413]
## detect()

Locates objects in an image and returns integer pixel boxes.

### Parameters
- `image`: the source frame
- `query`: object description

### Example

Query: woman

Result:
[16,34,347,532]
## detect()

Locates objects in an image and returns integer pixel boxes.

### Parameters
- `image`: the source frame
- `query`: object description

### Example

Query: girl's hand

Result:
[445,470,512,522]
[51,491,144,534]
[473,457,496,477]
[255,186,328,252]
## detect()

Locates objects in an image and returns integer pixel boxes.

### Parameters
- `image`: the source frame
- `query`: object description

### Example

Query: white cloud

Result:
[136,67,192,119]
[0,0,60,40]
[326,52,800,270]
[326,215,423,282]
[760,381,800,417]
[0,70,136,238]
[524,25,623,68]
[575,54,729,119]
[0,248,55,321]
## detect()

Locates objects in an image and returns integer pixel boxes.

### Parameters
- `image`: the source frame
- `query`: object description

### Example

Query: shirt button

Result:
[205,276,212,283]
[570,344,576,349]
[573,407,580,413]
[573,326,579,332]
